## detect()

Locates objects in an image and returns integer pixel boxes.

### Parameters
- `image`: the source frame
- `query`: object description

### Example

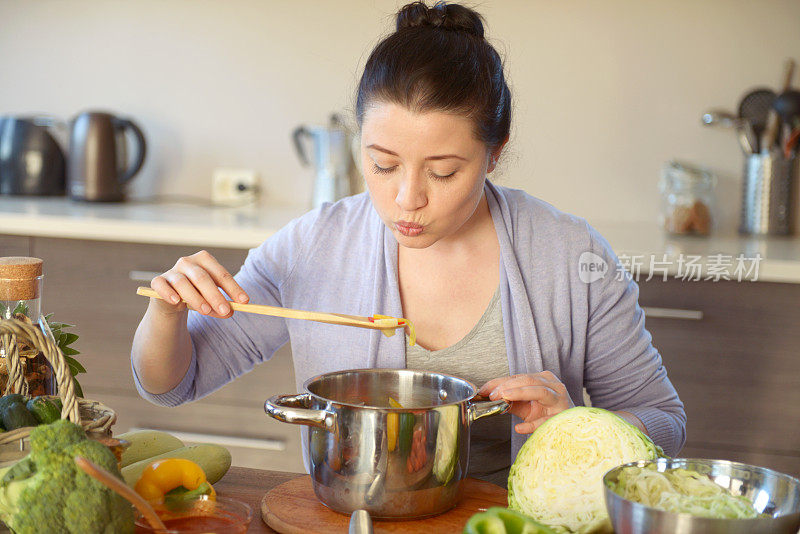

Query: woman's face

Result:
[361,101,499,249]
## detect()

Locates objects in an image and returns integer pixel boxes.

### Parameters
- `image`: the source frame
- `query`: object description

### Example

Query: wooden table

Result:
[214,467,507,533]
[215,466,302,533]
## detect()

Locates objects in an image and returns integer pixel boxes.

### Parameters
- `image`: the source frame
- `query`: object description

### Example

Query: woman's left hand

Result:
[478,371,575,434]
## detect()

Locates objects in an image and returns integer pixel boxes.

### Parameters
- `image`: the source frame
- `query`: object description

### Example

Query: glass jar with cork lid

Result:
[1,257,43,320]
[659,160,716,236]
[0,257,55,395]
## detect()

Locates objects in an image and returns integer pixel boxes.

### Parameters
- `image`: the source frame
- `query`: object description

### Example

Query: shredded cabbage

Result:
[609,464,761,519]
[508,407,662,533]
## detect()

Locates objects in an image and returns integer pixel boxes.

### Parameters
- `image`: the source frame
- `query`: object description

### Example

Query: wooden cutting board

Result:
[261,475,507,533]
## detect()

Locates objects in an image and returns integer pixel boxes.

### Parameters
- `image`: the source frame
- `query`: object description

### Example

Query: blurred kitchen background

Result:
[0,0,796,224]
[2,1,800,476]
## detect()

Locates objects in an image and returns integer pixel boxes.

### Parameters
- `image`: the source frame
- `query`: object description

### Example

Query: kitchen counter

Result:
[0,197,306,249]
[2,196,800,282]
[591,220,800,283]
[215,466,299,533]
[214,467,508,533]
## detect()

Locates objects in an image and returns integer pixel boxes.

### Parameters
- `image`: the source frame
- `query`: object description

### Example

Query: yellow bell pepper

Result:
[387,413,398,451]
[387,396,404,452]
[134,458,216,504]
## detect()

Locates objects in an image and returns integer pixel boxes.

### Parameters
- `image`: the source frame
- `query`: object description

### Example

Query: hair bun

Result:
[396,1,485,39]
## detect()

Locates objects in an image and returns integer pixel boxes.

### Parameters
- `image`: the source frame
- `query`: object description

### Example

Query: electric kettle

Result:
[293,114,361,209]
[67,111,147,202]
[0,116,66,196]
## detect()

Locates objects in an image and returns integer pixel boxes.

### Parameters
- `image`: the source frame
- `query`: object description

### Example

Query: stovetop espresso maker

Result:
[293,114,361,209]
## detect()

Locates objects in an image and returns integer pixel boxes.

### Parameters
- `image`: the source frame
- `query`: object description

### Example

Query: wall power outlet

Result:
[211,168,260,206]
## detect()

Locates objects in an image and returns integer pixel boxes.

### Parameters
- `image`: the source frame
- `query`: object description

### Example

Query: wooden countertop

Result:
[214,466,302,533]
[214,466,303,532]
[215,466,508,533]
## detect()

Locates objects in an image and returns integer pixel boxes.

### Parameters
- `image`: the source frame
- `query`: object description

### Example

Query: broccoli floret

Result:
[64,488,110,534]
[0,420,134,533]
[66,439,119,475]
[1,457,34,484]
[13,479,70,533]
[29,419,86,455]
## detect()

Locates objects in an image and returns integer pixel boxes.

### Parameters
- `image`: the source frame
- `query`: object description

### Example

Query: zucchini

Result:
[398,412,416,457]
[116,429,185,468]
[433,405,459,484]
[2,401,39,430]
[0,394,27,413]
[26,397,61,424]
[121,444,232,486]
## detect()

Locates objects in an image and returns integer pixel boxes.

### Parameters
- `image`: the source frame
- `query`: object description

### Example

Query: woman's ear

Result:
[487,136,509,173]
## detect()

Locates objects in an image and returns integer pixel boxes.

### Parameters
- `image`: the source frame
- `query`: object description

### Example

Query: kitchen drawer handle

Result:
[642,306,703,321]
[129,270,162,282]
[129,427,286,451]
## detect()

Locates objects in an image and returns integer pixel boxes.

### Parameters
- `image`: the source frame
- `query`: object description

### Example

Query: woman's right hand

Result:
[149,250,249,319]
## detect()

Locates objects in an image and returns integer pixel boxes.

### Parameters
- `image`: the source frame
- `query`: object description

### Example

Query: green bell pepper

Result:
[463,507,555,534]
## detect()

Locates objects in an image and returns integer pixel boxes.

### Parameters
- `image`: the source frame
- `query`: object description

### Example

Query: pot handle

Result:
[468,398,510,423]
[264,393,336,431]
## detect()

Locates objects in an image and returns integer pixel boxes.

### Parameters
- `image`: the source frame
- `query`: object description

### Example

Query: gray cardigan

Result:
[134,181,686,460]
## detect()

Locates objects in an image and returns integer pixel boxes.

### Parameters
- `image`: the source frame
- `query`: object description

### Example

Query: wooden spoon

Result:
[136,286,416,343]
[74,455,166,531]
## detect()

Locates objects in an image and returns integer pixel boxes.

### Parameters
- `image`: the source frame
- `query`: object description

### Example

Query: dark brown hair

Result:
[356,1,511,150]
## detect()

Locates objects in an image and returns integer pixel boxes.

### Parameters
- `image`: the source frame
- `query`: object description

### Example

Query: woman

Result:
[132,1,685,486]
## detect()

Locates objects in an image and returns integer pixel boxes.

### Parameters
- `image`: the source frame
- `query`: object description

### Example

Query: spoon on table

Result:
[74,455,167,531]
[136,286,417,344]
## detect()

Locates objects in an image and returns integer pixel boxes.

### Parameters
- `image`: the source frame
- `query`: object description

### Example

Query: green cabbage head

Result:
[508,407,664,533]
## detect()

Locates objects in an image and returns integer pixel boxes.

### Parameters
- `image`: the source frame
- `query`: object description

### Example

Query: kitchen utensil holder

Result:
[0,316,116,463]
[739,149,799,235]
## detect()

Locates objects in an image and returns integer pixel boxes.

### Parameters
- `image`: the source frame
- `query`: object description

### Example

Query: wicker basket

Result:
[0,317,116,465]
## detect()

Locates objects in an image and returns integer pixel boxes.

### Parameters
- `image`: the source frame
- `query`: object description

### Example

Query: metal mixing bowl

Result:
[603,458,800,534]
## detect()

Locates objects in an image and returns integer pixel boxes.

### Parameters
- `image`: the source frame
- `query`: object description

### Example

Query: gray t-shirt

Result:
[405,286,512,487]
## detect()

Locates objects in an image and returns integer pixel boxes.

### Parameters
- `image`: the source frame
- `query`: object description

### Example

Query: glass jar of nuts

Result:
[659,160,716,236]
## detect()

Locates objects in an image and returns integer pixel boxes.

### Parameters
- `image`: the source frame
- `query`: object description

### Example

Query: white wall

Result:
[2,0,799,230]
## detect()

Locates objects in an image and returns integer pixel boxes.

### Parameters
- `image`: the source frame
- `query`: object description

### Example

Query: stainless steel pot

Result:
[264,368,509,519]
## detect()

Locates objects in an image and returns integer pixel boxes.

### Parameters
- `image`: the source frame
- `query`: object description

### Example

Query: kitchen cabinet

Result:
[25,236,305,473]
[638,277,800,476]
